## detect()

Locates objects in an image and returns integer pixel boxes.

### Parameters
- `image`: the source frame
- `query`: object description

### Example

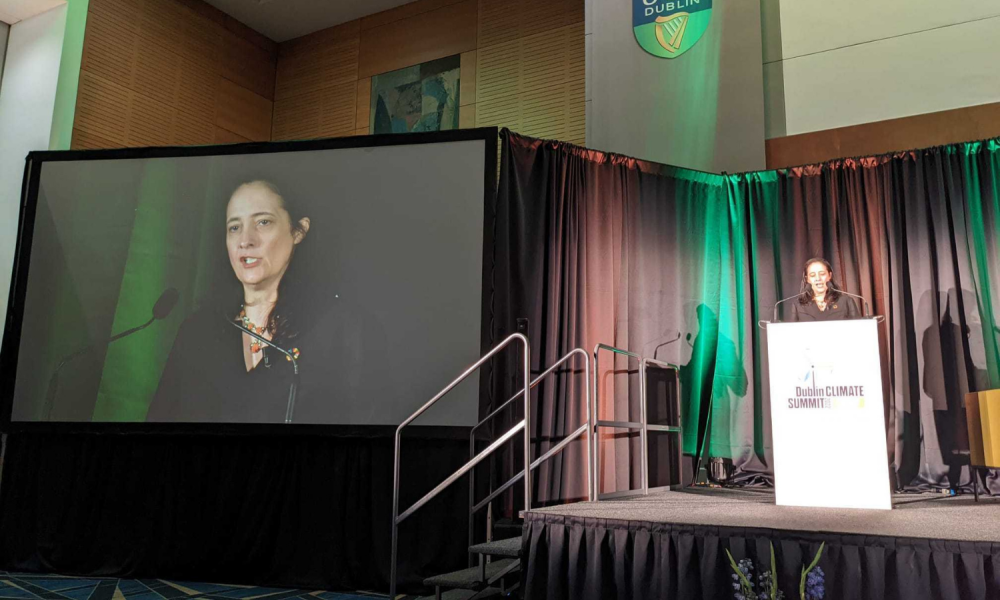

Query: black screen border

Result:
[0,127,499,435]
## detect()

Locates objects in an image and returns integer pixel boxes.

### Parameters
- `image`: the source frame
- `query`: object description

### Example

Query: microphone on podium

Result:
[651,330,682,360]
[829,283,871,317]
[772,294,802,323]
[44,288,180,420]
[228,319,300,424]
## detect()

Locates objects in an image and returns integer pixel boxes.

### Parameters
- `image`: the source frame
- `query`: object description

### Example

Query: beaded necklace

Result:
[238,306,269,353]
[236,306,301,361]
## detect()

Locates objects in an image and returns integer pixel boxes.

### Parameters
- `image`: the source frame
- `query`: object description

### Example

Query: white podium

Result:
[766,319,891,510]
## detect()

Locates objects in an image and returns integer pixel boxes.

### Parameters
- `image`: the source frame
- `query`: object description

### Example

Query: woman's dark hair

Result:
[218,180,312,348]
[797,257,841,305]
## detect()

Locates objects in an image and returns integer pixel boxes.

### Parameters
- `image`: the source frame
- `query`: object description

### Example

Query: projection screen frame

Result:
[0,127,499,434]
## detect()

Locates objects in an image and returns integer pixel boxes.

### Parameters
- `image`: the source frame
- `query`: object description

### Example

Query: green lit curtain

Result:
[491,131,755,503]
[494,130,1000,496]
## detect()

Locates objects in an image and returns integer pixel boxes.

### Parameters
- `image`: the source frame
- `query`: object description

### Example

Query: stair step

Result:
[492,518,524,535]
[415,587,503,600]
[469,536,522,558]
[423,558,519,589]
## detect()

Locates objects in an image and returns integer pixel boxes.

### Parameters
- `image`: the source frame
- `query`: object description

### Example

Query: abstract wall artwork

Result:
[370,55,461,134]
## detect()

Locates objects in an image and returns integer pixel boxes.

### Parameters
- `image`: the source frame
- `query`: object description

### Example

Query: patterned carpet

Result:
[0,574,389,600]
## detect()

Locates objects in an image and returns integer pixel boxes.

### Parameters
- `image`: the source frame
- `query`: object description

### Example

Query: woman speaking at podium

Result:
[147,180,313,422]
[788,257,861,321]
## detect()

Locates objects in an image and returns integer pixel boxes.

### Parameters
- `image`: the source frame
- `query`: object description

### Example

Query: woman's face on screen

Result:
[225,182,307,291]
[805,261,831,296]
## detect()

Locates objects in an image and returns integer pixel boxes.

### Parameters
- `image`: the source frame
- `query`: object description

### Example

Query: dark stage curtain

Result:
[490,131,754,507]
[492,130,1000,495]
[0,429,470,592]
[740,144,1000,492]
[521,512,1000,600]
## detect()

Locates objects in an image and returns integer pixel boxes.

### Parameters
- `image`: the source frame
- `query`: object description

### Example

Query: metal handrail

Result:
[470,422,590,513]
[467,348,592,557]
[470,348,589,437]
[389,333,530,600]
[592,344,681,500]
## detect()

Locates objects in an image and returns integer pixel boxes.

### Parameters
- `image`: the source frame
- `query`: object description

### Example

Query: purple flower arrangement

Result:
[726,542,825,600]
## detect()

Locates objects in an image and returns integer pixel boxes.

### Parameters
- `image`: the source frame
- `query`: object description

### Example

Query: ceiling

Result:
[200,0,416,42]
[0,0,66,25]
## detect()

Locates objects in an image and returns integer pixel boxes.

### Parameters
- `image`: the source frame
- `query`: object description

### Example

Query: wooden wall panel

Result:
[81,0,139,89]
[272,89,324,141]
[519,0,584,39]
[319,84,357,137]
[477,21,585,145]
[478,0,519,48]
[476,40,523,129]
[75,71,130,144]
[179,10,220,71]
[217,78,273,141]
[358,0,478,79]
[140,0,186,55]
[74,0,585,150]
[214,126,249,144]
[459,104,476,129]
[355,78,371,130]
[174,110,216,146]
[274,0,584,143]
[133,37,181,102]
[459,50,476,106]
[475,0,584,144]
[766,101,1000,169]
[73,0,277,149]
[276,45,331,103]
[360,0,466,30]
[272,22,360,141]
[221,31,278,100]
[127,93,174,147]
[276,22,360,101]
[177,61,218,127]
[72,128,123,150]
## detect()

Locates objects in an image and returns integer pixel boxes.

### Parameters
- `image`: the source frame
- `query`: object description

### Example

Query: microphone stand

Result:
[830,286,871,318]
[43,287,179,421]
[652,332,682,361]
[772,294,802,323]
[44,316,158,421]
[229,320,299,424]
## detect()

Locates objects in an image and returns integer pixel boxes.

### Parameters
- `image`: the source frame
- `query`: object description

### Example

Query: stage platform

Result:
[521,487,1000,600]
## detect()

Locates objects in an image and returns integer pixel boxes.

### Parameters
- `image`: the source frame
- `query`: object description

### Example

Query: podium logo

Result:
[788,397,831,409]
[788,385,867,410]
[633,0,713,58]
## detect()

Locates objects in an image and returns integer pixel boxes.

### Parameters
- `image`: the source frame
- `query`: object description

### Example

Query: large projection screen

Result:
[1,131,494,427]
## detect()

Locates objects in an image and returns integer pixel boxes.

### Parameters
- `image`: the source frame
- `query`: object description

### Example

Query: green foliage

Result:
[726,541,825,600]
[726,549,754,588]
[799,543,825,600]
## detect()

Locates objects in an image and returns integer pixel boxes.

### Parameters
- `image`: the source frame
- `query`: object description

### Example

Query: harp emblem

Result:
[654,13,688,53]
[632,0,712,58]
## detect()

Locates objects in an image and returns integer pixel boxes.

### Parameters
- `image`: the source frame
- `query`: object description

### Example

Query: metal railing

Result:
[467,347,593,560]
[592,343,682,500]
[389,333,530,600]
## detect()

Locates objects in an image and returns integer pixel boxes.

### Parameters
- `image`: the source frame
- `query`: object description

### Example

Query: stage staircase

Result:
[416,534,523,600]
[390,334,592,599]
[392,338,683,599]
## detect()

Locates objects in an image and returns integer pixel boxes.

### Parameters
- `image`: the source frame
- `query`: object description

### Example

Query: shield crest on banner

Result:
[633,0,713,58]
